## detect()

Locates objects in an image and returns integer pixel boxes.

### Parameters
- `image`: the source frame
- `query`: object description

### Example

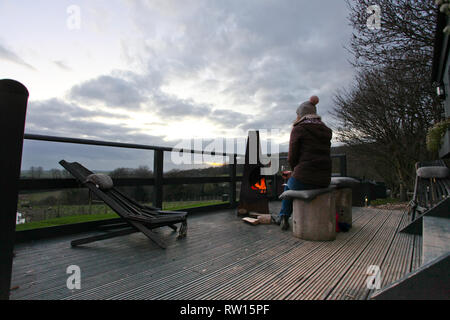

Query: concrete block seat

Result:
[279,187,336,241]
[330,177,359,228]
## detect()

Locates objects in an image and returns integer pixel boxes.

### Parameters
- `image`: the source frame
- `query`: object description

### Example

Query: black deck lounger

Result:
[59,160,187,249]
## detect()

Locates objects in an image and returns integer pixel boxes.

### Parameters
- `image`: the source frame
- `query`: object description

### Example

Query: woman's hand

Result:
[281,170,292,179]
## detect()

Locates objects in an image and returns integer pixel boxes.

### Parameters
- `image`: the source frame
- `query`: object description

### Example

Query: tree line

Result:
[30,165,239,206]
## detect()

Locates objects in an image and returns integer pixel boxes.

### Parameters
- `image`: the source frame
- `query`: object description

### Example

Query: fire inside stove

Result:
[250,178,267,194]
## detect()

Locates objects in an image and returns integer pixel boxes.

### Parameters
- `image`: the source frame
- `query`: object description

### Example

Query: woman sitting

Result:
[276,95,332,230]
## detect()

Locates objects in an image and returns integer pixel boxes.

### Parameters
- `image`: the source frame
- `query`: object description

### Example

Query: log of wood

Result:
[237,208,248,216]
[248,212,260,218]
[242,217,259,225]
[256,214,272,224]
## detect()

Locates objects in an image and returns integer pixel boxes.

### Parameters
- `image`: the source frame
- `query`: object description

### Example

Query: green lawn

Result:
[163,200,226,210]
[16,200,227,231]
[369,197,401,206]
[15,212,119,231]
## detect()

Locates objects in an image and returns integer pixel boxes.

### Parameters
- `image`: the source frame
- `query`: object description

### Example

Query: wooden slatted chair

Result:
[59,160,187,249]
[372,160,450,299]
[411,161,449,217]
[401,160,450,235]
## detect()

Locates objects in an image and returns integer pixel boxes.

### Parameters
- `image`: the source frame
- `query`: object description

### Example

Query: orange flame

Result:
[251,178,267,194]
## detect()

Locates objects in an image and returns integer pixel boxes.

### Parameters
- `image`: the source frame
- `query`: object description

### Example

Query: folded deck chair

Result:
[59,160,187,249]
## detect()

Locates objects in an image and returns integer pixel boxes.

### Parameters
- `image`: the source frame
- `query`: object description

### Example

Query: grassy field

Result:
[369,197,401,206]
[15,212,119,231]
[19,190,63,202]
[16,200,227,231]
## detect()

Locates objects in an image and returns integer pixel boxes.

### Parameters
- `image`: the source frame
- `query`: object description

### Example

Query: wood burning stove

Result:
[237,131,270,215]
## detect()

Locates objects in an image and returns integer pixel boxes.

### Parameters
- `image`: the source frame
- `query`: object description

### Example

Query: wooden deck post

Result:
[153,149,164,209]
[0,79,29,300]
[272,173,279,200]
[229,154,237,207]
[339,154,347,177]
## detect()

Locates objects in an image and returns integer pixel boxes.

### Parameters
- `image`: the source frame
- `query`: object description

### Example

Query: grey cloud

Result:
[241,94,337,128]
[0,44,35,70]
[25,98,136,139]
[24,97,181,148]
[53,60,71,71]
[25,0,353,164]
[19,0,356,172]
[28,98,129,121]
[148,93,252,127]
[33,71,251,132]
[82,1,353,135]
[211,109,250,127]
[126,0,354,131]
[69,75,147,109]
[150,91,212,119]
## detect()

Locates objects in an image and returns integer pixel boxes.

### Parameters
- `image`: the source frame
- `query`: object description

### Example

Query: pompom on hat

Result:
[296,96,319,118]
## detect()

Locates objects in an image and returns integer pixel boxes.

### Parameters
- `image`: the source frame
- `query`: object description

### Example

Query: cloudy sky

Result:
[0,0,355,171]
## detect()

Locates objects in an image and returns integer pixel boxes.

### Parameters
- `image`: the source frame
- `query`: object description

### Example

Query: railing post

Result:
[272,173,279,200]
[0,79,29,300]
[229,154,237,207]
[340,155,347,177]
[153,149,164,209]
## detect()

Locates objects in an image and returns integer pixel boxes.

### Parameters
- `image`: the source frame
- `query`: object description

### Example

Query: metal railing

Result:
[22,133,246,209]
[21,134,348,208]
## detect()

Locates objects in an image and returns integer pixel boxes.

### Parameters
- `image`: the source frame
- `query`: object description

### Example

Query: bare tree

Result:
[334,65,441,199]
[346,0,436,72]
[133,166,153,178]
[35,166,43,178]
[29,166,35,178]
[50,169,62,179]
[30,166,44,178]
[110,167,133,178]
[333,1,443,200]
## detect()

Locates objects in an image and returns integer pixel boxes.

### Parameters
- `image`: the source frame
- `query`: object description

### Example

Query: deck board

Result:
[325,210,403,300]
[10,204,418,300]
[422,216,450,264]
[374,212,415,295]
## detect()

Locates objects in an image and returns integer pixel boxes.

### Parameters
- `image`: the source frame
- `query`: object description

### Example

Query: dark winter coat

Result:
[288,116,332,187]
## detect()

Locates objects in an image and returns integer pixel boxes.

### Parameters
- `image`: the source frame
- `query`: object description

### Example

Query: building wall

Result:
[443,51,450,118]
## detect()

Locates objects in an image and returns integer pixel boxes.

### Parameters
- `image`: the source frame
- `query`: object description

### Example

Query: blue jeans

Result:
[279,177,320,217]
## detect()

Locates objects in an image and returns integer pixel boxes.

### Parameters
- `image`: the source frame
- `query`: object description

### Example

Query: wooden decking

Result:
[10,203,421,300]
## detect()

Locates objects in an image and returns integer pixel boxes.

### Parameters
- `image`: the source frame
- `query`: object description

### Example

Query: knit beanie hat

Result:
[296,96,319,118]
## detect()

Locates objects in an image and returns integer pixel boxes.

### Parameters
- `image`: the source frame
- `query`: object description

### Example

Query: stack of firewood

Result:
[241,211,272,225]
